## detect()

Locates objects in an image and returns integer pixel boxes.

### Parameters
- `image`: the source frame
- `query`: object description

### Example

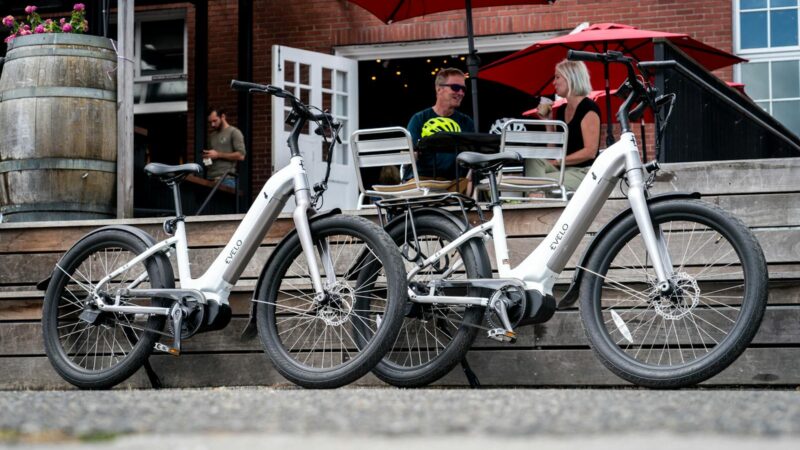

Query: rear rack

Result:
[374,192,482,227]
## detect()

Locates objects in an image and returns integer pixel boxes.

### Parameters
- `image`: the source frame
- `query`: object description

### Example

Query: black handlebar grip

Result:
[567,50,606,62]
[638,60,678,69]
[230,80,271,92]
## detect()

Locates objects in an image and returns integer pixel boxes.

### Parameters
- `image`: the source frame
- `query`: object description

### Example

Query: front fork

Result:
[292,187,335,299]
[625,153,675,293]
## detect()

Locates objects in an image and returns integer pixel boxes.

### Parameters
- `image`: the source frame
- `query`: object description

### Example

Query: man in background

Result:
[203,108,246,189]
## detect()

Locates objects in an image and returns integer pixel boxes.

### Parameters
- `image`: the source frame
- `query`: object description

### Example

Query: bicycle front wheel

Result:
[256,215,406,388]
[579,200,768,388]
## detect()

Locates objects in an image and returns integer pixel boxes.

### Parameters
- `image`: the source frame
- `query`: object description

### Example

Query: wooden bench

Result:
[1,158,798,389]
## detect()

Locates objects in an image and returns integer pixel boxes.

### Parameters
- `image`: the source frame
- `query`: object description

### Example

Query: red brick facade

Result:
[154,0,736,189]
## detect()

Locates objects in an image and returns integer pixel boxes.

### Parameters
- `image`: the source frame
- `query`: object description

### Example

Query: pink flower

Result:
[2,15,14,27]
[45,19,52,25]
[20,29,32,35]
[59,18,65,24]
[24,5,37,14]
[34,24,44,33]
[73,3,85,12]
[61,23,72,32]
[4,34,15,43]
[22,24,30,31]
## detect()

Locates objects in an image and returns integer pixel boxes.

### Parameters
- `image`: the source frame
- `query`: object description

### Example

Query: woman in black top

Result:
[530,59,601,192]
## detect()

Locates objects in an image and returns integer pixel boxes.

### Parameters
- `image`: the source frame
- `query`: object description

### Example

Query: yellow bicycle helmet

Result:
[421,117,461,137]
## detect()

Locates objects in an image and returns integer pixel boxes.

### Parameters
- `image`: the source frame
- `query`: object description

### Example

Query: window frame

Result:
[734,0,800,54]
[113,9,188,115]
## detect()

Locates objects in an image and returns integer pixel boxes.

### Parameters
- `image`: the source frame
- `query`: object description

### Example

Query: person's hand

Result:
[537,104,552,119]
[203,149,219,160]
[537,97,553,119]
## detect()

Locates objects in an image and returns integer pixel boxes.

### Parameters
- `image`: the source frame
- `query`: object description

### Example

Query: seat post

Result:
[487,170,501,206]
[169,182,184,217]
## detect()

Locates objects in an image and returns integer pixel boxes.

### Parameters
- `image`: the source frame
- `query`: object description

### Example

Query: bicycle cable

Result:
[307,104,341,209]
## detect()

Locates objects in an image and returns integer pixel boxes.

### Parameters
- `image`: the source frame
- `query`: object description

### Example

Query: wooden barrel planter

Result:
[0,33,117,223]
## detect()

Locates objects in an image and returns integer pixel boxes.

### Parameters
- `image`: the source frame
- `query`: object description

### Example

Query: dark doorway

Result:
[358,51,537,133]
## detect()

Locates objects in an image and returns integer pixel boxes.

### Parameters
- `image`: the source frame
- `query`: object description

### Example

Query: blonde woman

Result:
[532,59,601,192]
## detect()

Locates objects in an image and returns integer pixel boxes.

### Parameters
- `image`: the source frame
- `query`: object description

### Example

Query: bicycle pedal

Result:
[153,342,181,356]
[487,328,516,343]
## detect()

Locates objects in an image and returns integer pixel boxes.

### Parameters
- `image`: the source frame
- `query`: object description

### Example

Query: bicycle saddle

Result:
[144,162,203,182]
[457,151,522,171]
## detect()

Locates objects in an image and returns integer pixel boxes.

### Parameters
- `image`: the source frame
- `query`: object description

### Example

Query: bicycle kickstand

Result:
[461,358,481,389]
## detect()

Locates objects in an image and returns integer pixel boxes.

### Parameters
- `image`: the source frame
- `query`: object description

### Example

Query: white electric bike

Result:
[41,81,407,389]
[367,50,768,388]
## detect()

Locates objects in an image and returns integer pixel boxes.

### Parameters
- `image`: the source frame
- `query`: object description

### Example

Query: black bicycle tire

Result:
[256,215,406,388]
[579,200,768,388]
[370,213,489,387]
[42,229,171,389]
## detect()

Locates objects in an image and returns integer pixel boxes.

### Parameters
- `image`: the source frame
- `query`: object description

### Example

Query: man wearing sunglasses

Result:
[404,67,475,190]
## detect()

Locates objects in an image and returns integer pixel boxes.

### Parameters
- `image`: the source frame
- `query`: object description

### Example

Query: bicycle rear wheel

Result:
[366,213,490,387]
[579,200,768,388]
[256,215,406,388]
[42,229,172,389]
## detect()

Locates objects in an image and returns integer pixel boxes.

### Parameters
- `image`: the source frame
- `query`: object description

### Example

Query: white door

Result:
[271,45,358,211]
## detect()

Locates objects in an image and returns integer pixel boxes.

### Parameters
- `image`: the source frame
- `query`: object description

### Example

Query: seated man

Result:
[405,67,475,192]
[203,107,246,189]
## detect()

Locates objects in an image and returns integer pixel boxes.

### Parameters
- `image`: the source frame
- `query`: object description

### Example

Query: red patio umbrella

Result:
[347,0,557,131]
[480,23,745,144]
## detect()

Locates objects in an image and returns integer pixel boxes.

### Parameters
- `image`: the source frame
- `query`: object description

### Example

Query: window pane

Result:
[335,94,348,116]
[336,70,348,93]
[772,100,800,135]
[741,0,767,8]
[756,101,769,111]
[771,60,800,98]
[144,81,187,103]
[741,62,770,99]
[140,20,185,76]
[771,0,797,7]
[741,12,768,48]
[770,10,799,47]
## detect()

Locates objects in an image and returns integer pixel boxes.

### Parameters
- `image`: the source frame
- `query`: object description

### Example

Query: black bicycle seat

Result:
[457,151,522,171]
[144,162,203,181]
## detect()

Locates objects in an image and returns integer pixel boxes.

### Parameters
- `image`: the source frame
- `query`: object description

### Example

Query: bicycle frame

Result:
[408,131,674,305]
[92,155,324,315]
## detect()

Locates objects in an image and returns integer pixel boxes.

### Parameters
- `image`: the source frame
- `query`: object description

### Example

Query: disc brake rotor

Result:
[652,272,701,320]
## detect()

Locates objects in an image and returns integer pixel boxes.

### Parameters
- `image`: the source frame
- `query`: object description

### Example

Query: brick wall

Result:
[167,0,736,190]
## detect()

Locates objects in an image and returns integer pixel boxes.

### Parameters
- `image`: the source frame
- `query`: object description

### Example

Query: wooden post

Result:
[116,0,134,218]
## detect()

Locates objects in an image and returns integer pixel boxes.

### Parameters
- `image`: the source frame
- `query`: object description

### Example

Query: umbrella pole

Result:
[603,43,614,147]
[465,0,480,131]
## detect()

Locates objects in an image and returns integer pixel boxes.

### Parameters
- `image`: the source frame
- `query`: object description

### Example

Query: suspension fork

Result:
[293,188,327,297]
[624,152,674,292]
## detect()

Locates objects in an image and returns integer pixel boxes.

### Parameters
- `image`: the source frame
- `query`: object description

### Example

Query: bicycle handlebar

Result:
[565,49,608,63]
[231,79,339,124]
[638,60,678,70]
[566,50,677,134]
[229,79,341,166]
[230,80,274,93]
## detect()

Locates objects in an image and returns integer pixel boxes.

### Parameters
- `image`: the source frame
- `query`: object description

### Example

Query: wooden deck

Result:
[1,158,798,389]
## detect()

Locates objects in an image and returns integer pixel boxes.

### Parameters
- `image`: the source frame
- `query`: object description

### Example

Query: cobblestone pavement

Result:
[0,387,798,448]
